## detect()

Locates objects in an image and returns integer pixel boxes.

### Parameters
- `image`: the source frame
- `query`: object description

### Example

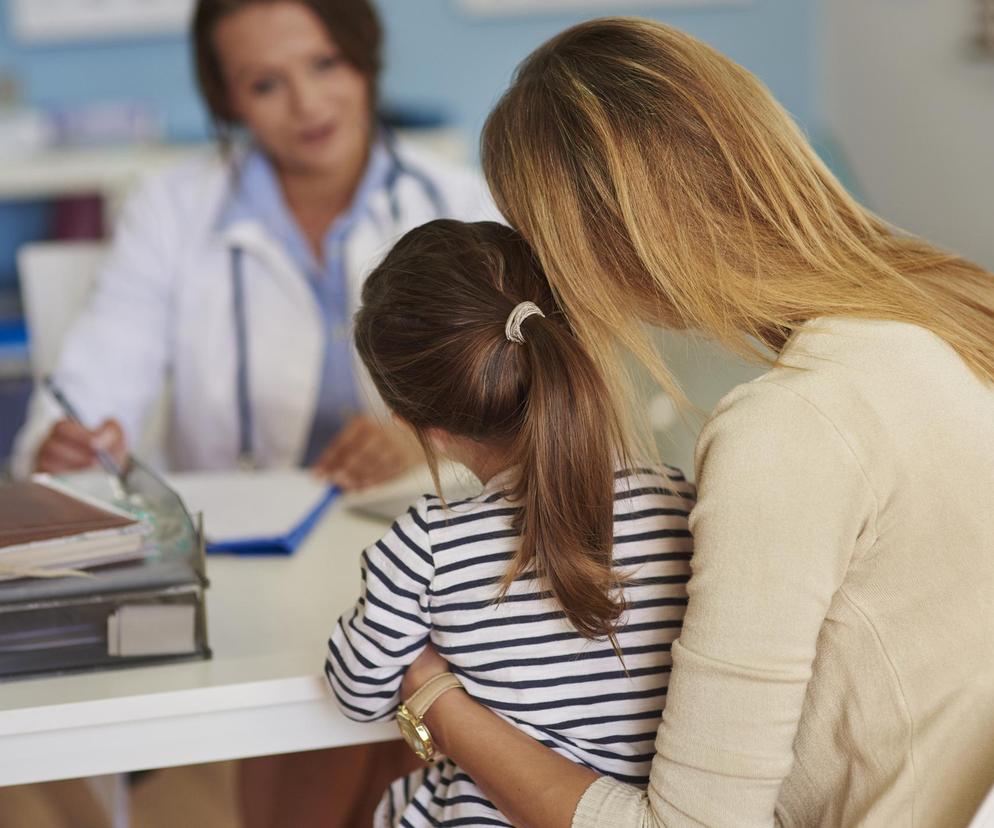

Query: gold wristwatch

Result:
[396,672,462,761]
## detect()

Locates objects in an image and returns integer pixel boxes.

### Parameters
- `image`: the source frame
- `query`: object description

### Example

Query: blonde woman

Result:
[390,17,994,828]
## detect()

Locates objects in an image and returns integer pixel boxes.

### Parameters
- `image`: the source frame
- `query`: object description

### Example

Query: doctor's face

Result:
[214,1,372,179]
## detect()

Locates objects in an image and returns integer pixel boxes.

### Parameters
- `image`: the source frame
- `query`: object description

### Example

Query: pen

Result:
[43,375,128,486]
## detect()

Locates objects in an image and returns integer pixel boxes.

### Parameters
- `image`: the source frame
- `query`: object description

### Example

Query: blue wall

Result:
[380,0,818,145]
[0,0,818,144]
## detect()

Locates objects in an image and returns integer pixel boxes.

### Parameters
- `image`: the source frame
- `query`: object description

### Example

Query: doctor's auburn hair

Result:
[355,220,628,642]
[192,0,383,132]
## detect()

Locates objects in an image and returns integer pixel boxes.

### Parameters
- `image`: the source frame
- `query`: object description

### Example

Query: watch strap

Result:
[406,672,462,719]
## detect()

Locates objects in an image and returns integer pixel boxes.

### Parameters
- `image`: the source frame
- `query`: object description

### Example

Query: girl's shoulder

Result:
[412,467,697,541]
[613,465,697,510]
[376,482,518,554]
[419,482,520,542]
[363,495,436,584]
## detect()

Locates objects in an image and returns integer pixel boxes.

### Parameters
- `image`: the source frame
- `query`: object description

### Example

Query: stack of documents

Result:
[0,462,210,680]
[0,477,151,579]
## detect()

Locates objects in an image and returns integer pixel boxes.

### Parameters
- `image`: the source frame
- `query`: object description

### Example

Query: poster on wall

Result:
[459,0,747,15]
[10,0,196,42]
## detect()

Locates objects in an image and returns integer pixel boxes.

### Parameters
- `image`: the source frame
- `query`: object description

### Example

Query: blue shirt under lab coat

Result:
[219,142,394,465]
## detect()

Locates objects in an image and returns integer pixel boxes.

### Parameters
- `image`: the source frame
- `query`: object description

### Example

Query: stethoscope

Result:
[230,135,449,468]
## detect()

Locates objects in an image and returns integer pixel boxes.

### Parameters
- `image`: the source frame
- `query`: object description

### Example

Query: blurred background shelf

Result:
[0,126,468,208]
[0,144,204,204]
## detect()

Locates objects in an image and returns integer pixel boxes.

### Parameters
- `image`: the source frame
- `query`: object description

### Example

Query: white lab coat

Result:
[12,139,497,475]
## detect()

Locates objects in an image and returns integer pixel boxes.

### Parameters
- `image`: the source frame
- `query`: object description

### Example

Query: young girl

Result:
[325,219,695,827]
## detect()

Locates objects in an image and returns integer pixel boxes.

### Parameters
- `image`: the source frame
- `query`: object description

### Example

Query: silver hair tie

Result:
[505,301,546,344]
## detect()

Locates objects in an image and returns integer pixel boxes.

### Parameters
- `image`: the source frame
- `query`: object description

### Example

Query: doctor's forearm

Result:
[424,689,598,828]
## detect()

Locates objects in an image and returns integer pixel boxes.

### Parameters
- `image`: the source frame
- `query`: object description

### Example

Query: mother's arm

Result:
[400,645,599,828]
[406,381,876,828]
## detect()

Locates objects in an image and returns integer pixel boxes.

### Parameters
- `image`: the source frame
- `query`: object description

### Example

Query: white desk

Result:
[0,502,396,787]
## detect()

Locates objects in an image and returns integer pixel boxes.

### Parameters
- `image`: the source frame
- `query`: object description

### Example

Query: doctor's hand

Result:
[311,414,424,491]
[35,418,128,475]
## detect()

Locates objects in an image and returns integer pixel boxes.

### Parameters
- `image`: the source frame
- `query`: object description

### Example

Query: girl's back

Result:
[328,464,694,826]
[323,218,696,826]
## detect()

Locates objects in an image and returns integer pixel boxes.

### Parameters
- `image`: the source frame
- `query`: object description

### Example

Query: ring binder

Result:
[0,459,211,680]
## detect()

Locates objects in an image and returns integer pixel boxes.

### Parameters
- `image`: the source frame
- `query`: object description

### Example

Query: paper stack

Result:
[0,462,210,680]
[0,477,151,580]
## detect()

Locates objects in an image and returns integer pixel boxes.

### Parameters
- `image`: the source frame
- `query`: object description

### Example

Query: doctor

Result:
[15,1,491,825]
[13,0,493,491]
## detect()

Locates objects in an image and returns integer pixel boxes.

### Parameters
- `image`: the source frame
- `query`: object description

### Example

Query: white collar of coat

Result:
[218,219,322,323]
[214,137,397,238]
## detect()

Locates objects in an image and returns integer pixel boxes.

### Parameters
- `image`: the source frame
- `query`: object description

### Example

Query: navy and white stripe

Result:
[325,466,695,827]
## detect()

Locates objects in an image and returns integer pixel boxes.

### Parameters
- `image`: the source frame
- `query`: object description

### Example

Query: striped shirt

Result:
[325,466,695,827]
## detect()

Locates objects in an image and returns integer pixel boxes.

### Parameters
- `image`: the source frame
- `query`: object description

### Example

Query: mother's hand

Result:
[399,643,597,828]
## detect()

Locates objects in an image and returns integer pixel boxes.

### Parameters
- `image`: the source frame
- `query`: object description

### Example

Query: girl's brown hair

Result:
[192,0,383,138]
[481,17,994,418]
[355,219,627,641]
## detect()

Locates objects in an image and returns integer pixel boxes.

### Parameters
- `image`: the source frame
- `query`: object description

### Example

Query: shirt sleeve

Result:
[573,379,877,828]
[11,173,177,476]
[325,498,435,723]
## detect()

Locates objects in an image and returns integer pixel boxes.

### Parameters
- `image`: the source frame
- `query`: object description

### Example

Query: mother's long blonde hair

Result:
[481,17,994,410]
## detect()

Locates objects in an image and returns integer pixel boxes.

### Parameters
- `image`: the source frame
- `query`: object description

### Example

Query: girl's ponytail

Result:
[506,308,626,641]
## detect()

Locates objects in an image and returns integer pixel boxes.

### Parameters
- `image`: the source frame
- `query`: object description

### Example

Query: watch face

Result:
[397,705,432,760]
[398,716,423,749]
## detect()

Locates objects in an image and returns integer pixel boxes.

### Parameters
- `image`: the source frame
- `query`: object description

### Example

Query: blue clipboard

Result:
[206,485,340,556]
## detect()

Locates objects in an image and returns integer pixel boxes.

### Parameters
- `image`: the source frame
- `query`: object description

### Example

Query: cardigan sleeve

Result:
[573,379,877,828]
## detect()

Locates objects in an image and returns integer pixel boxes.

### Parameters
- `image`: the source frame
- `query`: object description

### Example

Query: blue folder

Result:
[206,485,340,556]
